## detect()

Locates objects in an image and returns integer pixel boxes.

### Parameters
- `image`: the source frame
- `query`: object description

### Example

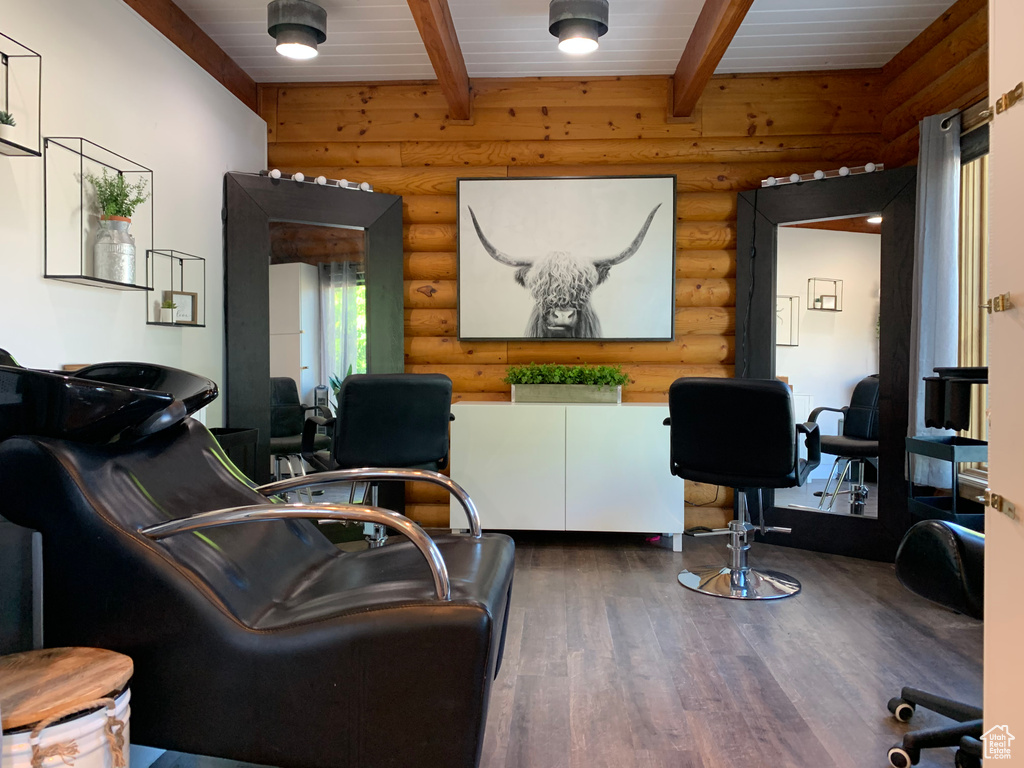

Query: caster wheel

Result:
[887,697,916,722]
[887,746,919,768]
[955,750,981,768]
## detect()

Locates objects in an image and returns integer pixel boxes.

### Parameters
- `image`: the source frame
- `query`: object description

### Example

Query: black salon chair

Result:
[666,378,820,600]
[0,357,514,768]
[270,376,329,486]
[808,374,879,515]
[302,373,455,546]
[885,520,983,768]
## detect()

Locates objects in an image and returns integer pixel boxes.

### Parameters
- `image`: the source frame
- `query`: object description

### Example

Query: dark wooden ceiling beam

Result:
[121,0,258,114]
[406,0,472,120]
[672,0,755,118]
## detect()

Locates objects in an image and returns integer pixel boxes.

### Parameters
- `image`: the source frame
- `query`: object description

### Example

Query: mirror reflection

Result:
[268,222,367,406]
[773,215,881,518]
[267,222,367,484]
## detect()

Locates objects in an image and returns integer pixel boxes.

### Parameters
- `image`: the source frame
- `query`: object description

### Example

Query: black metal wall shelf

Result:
[146,249,207,327]
[0,32,41,157]
[807,277,843,311]
[43,137,154,290]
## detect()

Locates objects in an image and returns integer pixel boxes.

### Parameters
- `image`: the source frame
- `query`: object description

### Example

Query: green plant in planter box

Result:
[84,168,150,219]
[160,299,177,309]
[0,111,15,127]
[503,363,631,387]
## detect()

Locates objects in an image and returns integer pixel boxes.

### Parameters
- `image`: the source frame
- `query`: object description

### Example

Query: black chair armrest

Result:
[796,421,821,478]
[807,405,848,423]
[301,415,335,471]
[302,404,331,419]
[258,468,483,537]
[139,502,451,600]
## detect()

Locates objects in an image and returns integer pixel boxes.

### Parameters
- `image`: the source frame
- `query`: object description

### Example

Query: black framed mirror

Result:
[224,172,404,482]
[736,167,916,560]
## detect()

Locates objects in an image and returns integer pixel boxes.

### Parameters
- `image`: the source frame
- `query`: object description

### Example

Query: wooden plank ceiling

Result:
[178,0,957,82]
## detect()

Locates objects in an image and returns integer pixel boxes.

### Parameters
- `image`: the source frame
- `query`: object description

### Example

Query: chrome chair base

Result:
[678,566,801,600]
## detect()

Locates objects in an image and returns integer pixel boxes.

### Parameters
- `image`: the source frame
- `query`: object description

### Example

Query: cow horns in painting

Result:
[467,204,662,339]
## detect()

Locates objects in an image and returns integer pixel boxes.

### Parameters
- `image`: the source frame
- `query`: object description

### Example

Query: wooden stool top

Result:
[0,648,133,731]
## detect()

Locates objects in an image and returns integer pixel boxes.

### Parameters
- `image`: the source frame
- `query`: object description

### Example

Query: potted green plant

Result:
[0,111,15,142]
[159,298,176,324]
[503,363,631,404]
[84,169,151,285]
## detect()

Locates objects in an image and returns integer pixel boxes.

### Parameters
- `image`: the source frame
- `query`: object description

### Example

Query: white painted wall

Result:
[0,0,266,426]
[776,226,881,479]
[986,0,1024,753]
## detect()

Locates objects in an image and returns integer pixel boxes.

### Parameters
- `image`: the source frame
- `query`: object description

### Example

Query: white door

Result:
[564,405,684,536]
[448,404,566,531]
[985,0,1024,747]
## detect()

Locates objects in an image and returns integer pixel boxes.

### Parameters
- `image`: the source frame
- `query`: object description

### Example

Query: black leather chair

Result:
[808,374,879,515]
[302,373,455,546]
[0,357,515,768]
[885,520,983,768]
[270,376,329,486]
[666,378,820,600]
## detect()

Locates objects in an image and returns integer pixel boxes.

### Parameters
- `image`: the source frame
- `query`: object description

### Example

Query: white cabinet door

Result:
[564,405,684,534]
[449,404,565,530]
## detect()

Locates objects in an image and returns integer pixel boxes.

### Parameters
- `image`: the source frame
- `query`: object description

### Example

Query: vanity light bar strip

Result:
[259,168,373,192]
[761,162,884,188]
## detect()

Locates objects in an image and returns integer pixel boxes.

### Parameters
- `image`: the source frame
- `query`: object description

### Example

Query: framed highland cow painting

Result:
[457,175,676,341]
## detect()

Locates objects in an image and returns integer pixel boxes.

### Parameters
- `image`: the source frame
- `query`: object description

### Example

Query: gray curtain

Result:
[908,111,961,486]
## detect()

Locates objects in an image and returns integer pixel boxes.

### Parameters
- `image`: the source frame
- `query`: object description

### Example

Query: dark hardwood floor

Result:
[482,532,982,768]
[144,531,981,768]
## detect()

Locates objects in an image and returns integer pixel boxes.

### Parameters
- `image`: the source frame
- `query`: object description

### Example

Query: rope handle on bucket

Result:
[29,698,127,768]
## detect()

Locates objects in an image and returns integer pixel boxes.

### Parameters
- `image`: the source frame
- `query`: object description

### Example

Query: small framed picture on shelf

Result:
[820,294,838,310]
[164,290,198,324]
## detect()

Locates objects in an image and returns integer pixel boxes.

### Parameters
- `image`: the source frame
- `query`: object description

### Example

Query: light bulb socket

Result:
[268,0,327,56]
[549,0,608,43]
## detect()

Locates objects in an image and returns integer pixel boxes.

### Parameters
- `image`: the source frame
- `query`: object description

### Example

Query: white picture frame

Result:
[457,176,677,341]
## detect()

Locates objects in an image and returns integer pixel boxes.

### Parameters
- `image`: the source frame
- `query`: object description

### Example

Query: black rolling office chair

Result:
[269,376,329,485]
[0,357,514,768]
[666,378,820,600]
[808,374,880,515]
[302,373,455,546]
[885,520,983,768]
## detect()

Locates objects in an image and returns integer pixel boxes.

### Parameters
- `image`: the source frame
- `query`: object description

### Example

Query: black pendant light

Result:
[267,0,327,60]
[548,0,609,55]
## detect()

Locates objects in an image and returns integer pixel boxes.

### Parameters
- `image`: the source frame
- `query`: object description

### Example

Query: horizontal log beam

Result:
[403,306,736,338]
[405,363,733,393]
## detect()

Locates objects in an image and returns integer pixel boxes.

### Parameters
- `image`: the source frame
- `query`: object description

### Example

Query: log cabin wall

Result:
[881,0,989,167]
[261,72,886,527]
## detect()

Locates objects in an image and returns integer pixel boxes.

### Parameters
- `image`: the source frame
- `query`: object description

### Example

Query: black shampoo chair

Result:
[302,373,455,546]
[885,520,983,768]
[666,378,820,600]
[0,358,514,768]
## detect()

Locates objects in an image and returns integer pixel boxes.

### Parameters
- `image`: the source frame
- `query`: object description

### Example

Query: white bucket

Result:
[2,690,130,768]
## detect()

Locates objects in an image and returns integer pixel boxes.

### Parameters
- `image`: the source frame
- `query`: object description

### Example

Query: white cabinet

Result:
[269,263,320,404]
[449,403,684,550]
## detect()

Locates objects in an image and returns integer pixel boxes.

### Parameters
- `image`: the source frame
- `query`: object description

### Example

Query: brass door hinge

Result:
[985,490,1017,520]
[980,292,1013,314]
[996,82,1024,115]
